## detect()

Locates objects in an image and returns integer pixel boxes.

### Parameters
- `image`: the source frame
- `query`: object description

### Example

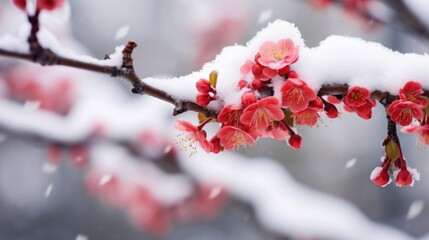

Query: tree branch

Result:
[0,44,216,117]
[1,6,429,120]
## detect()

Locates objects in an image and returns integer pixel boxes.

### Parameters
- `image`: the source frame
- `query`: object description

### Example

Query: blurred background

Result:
[1,0,429,239]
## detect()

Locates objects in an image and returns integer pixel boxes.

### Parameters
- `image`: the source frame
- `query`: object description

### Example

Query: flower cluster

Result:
[178,40,429,190]
[195,71,218,106]
[173,39,429,188]
[388,81,427,126]
[5,70,73,115]
[176,38,344,154]
[86,171,227,236]
[343,86,376,119]
[366,81,429,188]
[13,0,64,11]
[386,81,429,144]
[370,137,420,187]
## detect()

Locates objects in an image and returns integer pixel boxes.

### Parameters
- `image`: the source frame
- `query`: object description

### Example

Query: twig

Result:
[1,4,429,119]
[0,44,216,117]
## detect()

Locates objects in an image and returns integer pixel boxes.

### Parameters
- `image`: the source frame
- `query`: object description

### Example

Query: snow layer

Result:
[0,34,28,53]
[0,28,122,67]
[144,20,429,111]
[91,143,193,204]
[181,151,414,240]
[0,80,421,239]
[1,13,428,238]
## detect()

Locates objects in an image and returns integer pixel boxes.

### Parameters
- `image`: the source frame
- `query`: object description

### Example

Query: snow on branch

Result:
[1,1,429,237]
[1,2,429,189]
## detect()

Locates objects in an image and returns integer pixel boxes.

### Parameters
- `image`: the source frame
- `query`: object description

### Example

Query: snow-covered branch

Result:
[2,0,429,238]
[310,0,429,41]
[2,0,429,187]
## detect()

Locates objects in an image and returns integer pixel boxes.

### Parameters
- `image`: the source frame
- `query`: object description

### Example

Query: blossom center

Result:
[271,49,284,60]
[406,92,416,102]
[350,91,362,102]
[229,133,246,147]
[289,89,303,103]
[398,108,412,121]
[173,133,198,156]
[258,109,265,119]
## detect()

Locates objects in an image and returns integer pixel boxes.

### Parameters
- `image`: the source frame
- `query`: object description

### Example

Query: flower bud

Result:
[210,136,222,153]
[196,78,211,93]
[278,65,290,75]
[288,71,298,79]
[324,102,338,118]
[12,0,26,10]
[251,79,263,90]
[395,168,414,187]
[288,134,302,149]
[37,0,64,11]
[251,64,263,76]
[310,98,324,109]
[196,93,211,106]
[237,80,248,90]
[327,95,341,104]
[254,53,261,63]
[241,91,257,108]
[370,167,391,187]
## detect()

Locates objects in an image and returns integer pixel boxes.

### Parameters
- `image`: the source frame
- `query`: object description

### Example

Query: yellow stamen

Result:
[172,133,198,158]
[271,49,284,60]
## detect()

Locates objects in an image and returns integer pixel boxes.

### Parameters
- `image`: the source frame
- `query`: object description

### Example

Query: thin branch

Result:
[0,4,428,120]
[1,47,428,113]
[0,9,216,119]
[0,43,216,117]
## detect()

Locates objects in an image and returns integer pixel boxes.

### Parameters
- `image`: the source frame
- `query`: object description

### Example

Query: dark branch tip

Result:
[173,102,186,116]
[131,83,145,94]
[122,40,138,69]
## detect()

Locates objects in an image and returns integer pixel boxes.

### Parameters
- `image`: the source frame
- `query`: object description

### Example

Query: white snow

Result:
[143,20,429,111]
[0,29,123,67]
[23,100,40,111]
[38,28,124,67]
[208,186,223,199]
[42,162,58,174]
[115,25,130,40]
[345,158,357,169]
[75,234,88,240]
[258,9,273,24]
[44,183,53,198]
[406,200,425,220]
[163,145,173,154]
[0,34,28,53]
[99,174,113,186]
[181,151,414,240]
[1,14,428,239]
[91,143,193,205]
